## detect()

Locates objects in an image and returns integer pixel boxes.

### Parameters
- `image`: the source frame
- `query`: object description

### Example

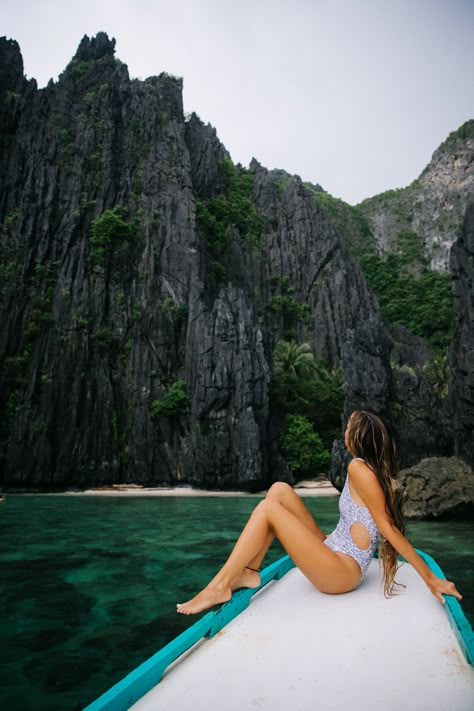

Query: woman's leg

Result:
[267,482,326,539]
[242,482,326,573]
[177,498,360,615]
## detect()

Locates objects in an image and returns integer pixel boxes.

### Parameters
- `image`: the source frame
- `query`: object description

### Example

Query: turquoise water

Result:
[0,495,472,711]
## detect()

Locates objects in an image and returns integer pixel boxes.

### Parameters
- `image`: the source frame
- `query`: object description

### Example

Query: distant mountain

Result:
[310,123,473,351]
[358,120,474,272]
[312,120,474,273]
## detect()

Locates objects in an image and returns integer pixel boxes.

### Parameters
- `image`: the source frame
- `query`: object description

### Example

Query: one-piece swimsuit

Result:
[324,458,379,578]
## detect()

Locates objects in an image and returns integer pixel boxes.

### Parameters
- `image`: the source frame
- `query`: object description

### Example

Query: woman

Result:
[177,410,461,614]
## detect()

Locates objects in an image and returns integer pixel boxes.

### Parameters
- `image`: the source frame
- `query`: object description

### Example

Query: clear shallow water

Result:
[0,495,472,711]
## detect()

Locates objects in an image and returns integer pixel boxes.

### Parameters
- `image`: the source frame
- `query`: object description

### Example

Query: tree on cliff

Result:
[272,340,344,474]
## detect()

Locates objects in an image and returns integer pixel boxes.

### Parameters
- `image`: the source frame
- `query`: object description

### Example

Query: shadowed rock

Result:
[400,457,474,518]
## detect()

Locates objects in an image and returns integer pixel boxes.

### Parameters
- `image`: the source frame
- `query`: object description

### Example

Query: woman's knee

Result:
[255,499,280,530]
[266,481,293,502]
[255,499,275,515]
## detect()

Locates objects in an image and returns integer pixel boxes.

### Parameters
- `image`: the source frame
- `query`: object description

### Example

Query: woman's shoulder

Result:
[349,457,367,470]
[348,457,376,482]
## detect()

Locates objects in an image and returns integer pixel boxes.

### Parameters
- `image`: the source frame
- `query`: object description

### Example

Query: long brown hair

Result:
[346,410,405,596]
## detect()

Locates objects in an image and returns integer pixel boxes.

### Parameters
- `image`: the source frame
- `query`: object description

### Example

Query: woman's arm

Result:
[348,460,462,604]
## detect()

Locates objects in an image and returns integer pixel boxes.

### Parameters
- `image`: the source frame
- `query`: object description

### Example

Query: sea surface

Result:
[0,494,472,711]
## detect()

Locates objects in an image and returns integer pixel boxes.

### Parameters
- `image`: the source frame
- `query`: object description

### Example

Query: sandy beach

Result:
[51,479,339,497]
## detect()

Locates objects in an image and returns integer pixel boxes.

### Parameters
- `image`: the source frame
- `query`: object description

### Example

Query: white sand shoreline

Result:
[9,480,339,497]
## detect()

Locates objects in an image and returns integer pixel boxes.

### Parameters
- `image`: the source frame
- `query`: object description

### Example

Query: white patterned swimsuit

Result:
[324,459,380,578]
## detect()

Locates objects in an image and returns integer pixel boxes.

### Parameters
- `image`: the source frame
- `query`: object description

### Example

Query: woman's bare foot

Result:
[176,569,261,615]
[176,583,232,615]
[231,567,260,592]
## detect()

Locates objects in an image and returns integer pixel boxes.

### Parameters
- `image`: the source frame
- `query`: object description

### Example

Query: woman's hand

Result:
[427,574,462,604]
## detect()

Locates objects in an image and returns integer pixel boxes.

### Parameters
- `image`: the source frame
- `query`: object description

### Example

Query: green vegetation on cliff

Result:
[195,158,265,281]
[312,190,377,258]
[272,340,344,475]
[360,252,452,350]
[89,207,137,266]
[280,415,331,473]
[151,381,190,419]
[423,353,449,398]
[348,119,474,351]
[434,119,474,156]
[269,277,311,340]
[313,190,453,351]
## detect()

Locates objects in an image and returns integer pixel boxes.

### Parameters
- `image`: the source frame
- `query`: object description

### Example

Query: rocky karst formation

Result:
[0,34,472,512]
[399,457,474,519]
[449,201,474,463]
[357,121,474,272]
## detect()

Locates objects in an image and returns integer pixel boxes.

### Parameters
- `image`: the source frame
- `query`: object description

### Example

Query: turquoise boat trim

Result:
[413,548,474,666]
[82,554,295,711]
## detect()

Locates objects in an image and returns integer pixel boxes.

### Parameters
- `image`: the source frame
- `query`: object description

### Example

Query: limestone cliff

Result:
[0,34,472,499]
[357,121,474,272]
[449,201,474,463]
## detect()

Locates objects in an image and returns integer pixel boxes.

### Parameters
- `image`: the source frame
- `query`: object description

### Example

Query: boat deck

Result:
[130,560,473,711]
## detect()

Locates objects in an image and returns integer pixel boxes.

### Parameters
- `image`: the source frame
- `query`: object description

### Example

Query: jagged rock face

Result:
[0,33,400,490]
[328,441,351,491]
[250,164,389,371]
[185,113,229,197]
[388,324,453,464]
[0,35,322,489]
[0,38,26,93]
[0,34,472,498]
[400,457,474,518]
[0,35,200,487]
[328,318,454,494]
[357,121,474,272]
[0,38,29,155]
[449,201,474,463]
[75,31,116,61]
[0,34,297,490]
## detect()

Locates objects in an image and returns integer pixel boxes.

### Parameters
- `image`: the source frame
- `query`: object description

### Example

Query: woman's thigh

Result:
[263,500,361,594]
[266,482,326,540]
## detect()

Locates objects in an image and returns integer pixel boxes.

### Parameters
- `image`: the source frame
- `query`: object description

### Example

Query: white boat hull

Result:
[131,559,474,711]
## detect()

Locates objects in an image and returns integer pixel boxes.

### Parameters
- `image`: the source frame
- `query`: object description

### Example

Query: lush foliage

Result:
[161,297,189,324]
[280,415,331,475]
[269,295,311,339]
[423,353,449,398]
[272,341,317,381]
[439,119,474,152]
[0,212,22,299]
[268,277,310,340]
[358,185,410,211]
[151,381,190,418]
[195,158,265,281]
[360,252,453,350]
[311,190,377,260]
[89,207,136,266]
[91,327,120,353]
[272,340,344,473]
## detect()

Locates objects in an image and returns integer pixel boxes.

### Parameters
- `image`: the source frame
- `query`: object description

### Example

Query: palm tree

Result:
[272,340,317,381]
[271,339,344,448]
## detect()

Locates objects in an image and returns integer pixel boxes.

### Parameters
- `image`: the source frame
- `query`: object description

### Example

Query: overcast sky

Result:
[2,0,473,204]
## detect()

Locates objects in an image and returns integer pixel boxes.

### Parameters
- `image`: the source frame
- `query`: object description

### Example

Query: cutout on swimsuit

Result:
[349,522,370,550]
